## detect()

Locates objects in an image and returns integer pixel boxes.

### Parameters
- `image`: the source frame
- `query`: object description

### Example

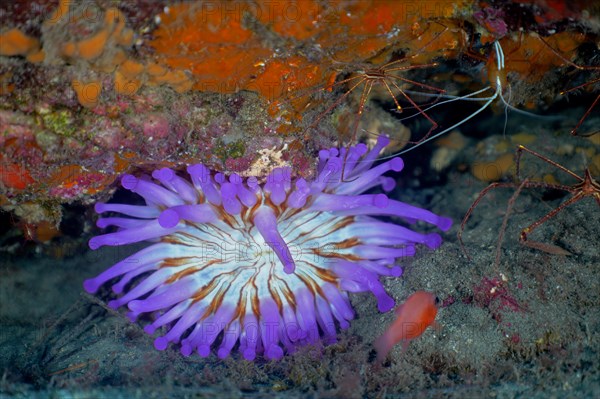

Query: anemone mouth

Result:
[85,137,451,359]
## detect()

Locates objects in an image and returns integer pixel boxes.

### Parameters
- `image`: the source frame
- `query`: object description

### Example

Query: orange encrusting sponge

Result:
[0,28,44,62]
[472,153,515,182]
[72,79,103,108]
[114,59,144,95]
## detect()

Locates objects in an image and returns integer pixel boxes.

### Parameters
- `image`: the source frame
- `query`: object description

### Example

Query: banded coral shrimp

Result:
[339,39,561,179]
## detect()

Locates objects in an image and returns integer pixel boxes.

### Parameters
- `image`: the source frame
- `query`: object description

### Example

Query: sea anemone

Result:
[84,136,452,360]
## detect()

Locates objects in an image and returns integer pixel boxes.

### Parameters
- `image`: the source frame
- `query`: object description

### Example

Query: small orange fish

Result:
[374,291,439,362]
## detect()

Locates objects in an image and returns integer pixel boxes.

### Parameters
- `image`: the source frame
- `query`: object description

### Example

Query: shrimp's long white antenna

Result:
[399,87,494,120]
[402,88,561,121]
[394,89,498,155]
[355,41,563,164]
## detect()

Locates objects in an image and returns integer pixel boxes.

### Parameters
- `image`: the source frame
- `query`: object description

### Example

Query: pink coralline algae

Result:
[474,7,508,38]
[142,114,170,139]
[84,137,452,360]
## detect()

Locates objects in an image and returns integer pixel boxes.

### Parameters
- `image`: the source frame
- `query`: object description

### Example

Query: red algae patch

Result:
[0,160,35,190]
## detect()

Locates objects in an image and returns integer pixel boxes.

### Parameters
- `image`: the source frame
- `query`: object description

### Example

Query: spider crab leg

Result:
[563,82,600,137]
[460,145,599,260]
[538,36,600,137]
